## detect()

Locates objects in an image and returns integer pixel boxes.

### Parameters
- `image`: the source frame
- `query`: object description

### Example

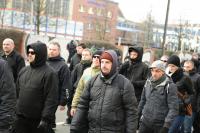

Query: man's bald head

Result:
[2,38,15,55]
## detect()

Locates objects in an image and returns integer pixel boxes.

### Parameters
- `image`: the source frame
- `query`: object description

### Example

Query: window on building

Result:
[106,24,111,32]
[88,7,94,14]
[0,1,6,8]
[22,1,31,12]
[12,0,22,10]
[61,0,70,18]
[96,24,101,31]
[107,11,112,18]
[96,8,102,16]
[79,5,85,12]
[86,23,93,30]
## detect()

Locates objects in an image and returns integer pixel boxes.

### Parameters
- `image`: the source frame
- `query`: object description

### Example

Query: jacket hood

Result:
[128,46,143,62]
[101,50,118,79]
[27,41,47,68]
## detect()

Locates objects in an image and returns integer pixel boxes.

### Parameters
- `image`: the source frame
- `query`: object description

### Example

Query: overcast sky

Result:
[113,0,200,24]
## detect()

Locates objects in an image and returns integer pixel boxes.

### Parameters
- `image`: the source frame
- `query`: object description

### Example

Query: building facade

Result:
[71,0,119,42]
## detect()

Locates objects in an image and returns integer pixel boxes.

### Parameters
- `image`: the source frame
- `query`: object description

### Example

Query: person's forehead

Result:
[161,56,168,61]
[151,67,162,71]
[3,39,13,45]
[101,59,112,63]
[48,44,59,50]
[28,48,34,51]
[130,51,138,54]
[168,64,176,67]
[82,51,91,55]
[184,62,192,67]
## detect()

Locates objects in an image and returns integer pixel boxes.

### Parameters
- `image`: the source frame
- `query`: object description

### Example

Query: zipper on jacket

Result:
[99,83,107,133]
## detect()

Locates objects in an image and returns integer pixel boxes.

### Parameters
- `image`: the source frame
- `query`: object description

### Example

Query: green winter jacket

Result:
[71,66,100,108]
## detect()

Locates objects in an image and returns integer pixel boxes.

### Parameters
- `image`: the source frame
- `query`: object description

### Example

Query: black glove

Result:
[159,127,168,133]
[37,120,49,131]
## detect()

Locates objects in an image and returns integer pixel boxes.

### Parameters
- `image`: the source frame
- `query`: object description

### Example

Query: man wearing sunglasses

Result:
[15,41,58,133]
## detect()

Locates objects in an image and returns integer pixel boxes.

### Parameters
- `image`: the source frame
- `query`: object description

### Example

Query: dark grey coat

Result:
[138,76,179,128]
[71,50,138,133]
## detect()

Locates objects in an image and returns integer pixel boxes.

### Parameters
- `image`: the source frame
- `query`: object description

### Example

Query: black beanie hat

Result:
[93,50,103,56]
[167,55,180,67]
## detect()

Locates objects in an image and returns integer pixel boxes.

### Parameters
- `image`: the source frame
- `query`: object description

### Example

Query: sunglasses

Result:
[28,51,35,55]
[161,60,167,63]
[93,55,100,59]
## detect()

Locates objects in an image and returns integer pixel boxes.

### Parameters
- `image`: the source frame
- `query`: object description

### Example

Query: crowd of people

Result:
[1,38,200,133]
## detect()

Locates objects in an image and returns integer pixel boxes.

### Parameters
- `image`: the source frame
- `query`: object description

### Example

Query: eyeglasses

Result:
[28,51,35,55]
[93,55,100,59]
[161,60,167,63]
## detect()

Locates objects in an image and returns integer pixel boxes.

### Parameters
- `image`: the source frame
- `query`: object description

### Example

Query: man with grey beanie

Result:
[138,60,179,133]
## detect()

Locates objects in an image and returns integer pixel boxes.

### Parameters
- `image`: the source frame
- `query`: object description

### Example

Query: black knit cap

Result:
[167,55,181,67]
[93,50,103,56]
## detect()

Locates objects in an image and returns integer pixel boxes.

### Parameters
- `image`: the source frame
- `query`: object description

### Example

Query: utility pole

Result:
[30,0,34,34]
[162,0,170,55]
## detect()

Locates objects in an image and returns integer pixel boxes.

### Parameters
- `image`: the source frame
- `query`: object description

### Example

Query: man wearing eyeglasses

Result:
[70,50,102,117]
[138,60,178,133]
[15,41,58,133]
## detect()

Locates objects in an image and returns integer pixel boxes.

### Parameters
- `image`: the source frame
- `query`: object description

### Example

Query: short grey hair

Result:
[48,41,61,51]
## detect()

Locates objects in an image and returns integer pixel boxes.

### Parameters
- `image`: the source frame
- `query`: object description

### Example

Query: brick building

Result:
[71,0,119,43]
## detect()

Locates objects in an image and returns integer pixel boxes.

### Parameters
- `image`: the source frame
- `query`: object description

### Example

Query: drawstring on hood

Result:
[27,41,47,68]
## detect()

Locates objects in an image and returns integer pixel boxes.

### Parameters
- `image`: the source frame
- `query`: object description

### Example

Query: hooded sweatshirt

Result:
[100,50,118,80]
[119,46,150,102]
[16,42,58,120]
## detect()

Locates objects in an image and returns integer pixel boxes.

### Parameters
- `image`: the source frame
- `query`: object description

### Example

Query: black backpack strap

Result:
[164,82,170,105]
[88,74,99,93]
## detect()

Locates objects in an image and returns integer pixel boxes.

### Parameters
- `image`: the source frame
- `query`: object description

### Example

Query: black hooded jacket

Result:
[69,53,82,71]
[71,50,138,133]
[47,56,72,106]
[119,46,150,102]
[16,42,58,120]
[0,59,16,128]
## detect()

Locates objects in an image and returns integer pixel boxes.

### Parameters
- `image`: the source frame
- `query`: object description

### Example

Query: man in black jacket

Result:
[183,60,200,133]
[119,46,150,103]
[167,55,193,133]
[2,38,25,83]
[15,41,58,133]
[0,59,16,133]
[69,48,92,124]
[70,50,138,133]
[69,43,86,71]
[47,42,72,128]
[67,40,77,63]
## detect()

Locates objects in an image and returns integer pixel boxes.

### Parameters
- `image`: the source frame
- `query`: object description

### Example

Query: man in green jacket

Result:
[70,50,102,116]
